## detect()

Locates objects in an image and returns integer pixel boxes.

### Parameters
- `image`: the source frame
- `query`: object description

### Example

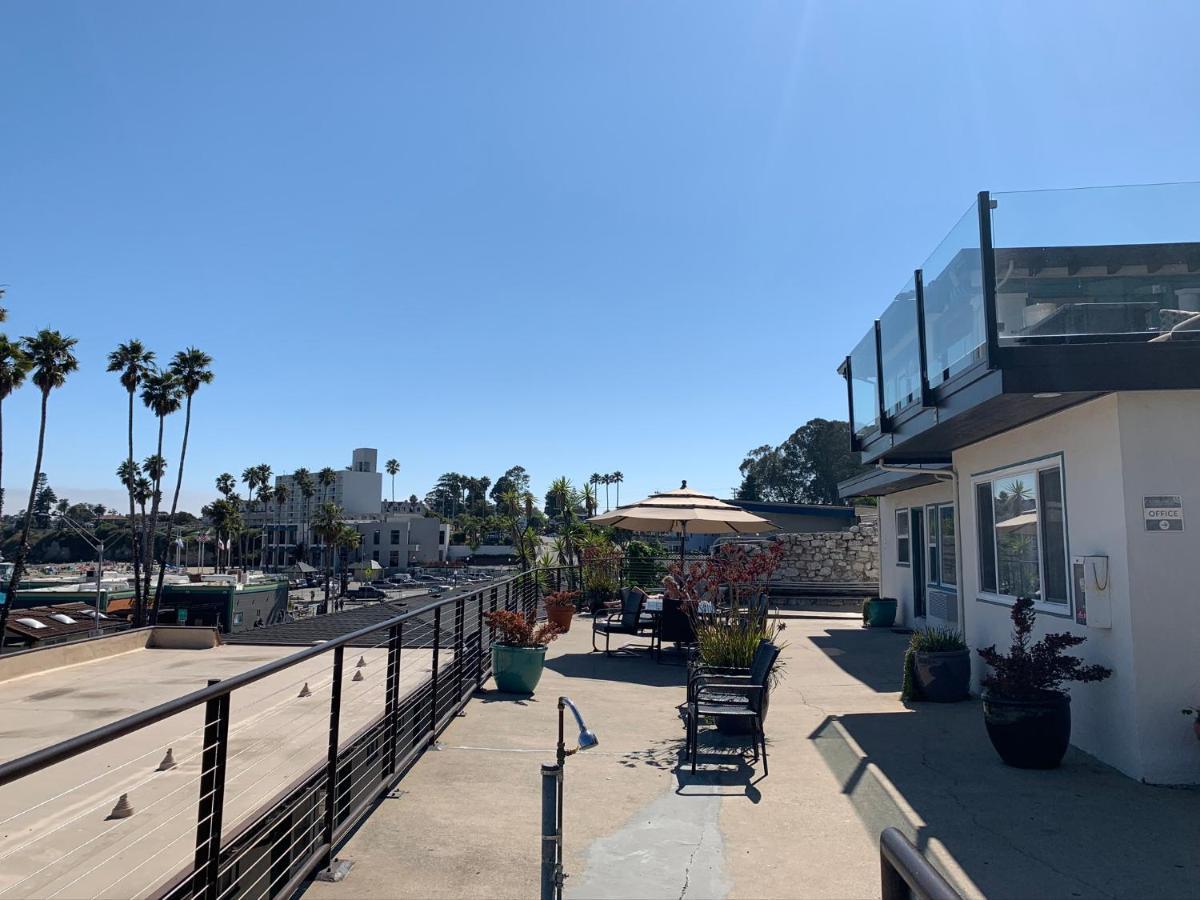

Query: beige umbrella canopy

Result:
[589,481,777,563]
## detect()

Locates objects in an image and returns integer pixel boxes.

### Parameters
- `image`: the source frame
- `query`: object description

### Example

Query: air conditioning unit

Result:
[927,587,958,623]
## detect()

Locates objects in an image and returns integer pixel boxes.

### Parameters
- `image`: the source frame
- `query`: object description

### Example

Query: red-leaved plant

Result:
[484,609,562,647]
[977,596,1112,699]
[664,541,784,607]
[542,590,580,610]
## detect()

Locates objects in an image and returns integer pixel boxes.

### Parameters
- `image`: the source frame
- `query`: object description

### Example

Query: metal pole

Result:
[322,646,344,869]
[94,541,104,637]
[384,623,401,776]
[429,606,441,738]
[454,597,464,704]
[556,699,566,900]
[192,679,229,900]
[476,592,485,689]
[540,763,560,900]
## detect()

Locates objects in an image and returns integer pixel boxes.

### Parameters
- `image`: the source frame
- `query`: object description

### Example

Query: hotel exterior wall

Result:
[878,483,954,628]
[953,395,1145,779]
[1115,391,1200,784]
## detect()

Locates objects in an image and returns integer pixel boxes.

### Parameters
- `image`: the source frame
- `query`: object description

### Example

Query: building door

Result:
[911,507,926,618]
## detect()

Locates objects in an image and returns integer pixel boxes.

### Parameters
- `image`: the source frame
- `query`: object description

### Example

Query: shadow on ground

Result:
[810,701,1200,899]
[544,649,688,688]
[805,626,910,691]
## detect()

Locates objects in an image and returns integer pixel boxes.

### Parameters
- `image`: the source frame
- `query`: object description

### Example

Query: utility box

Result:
[1072,555,1112,628]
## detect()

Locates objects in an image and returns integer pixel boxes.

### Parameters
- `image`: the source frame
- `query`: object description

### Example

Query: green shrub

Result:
[909,626,967,653]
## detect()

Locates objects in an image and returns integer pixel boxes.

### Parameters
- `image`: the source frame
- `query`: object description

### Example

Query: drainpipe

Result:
[871,463,967,630]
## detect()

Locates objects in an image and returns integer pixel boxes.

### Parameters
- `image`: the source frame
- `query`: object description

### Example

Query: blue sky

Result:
[2,2,1199,514]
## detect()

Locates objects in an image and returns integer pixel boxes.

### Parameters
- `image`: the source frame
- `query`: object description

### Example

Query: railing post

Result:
[429,606,441,738]
[505,581,513,612]
[192,679,230,900]
[384,623,401,777]
[476,591,486,689]
[540,763,561,900]
[454,596,465,704]
[322,647,344,869]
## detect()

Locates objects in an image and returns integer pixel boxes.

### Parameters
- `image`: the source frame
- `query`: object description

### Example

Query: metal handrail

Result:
[880,827,961,900]
[0,569,544,788]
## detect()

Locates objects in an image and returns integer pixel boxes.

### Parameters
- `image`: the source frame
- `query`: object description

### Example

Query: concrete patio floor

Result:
[304,612,1200,900]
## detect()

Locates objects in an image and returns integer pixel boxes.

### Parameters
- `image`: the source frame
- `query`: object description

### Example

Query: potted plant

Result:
[902,627,969,702]
[978,597,1112,769]
[863,596,897,628]
[543,590,580,632]
[484,609,561,695]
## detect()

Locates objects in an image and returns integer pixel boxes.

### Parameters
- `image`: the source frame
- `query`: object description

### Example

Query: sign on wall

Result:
[1143,495,1184,532]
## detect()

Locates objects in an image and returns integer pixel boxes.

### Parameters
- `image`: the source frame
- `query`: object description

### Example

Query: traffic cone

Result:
[298,682,312,698]
[352,670,364,682]
[157,748,177,771]
[356,656,367,668]
[109,793,134,819]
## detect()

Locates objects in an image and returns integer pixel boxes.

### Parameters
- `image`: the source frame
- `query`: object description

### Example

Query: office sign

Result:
[1144,495,1184,532]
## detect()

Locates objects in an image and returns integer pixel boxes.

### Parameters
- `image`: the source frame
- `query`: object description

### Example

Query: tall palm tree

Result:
[0,330,78,649]
[582,482,597,518]
[216,472,236,498]
[590,473,601,511]
[335,524,362,597]
[273,482,290,568]
[139,368,182,617]
[602,473,612,511]
[256,483,274,568]
[311,501,345,606]
[316,467,336,563]
[611,471,624,507]
[106,340,154,621]
[0,336,31,530]
[152,347,214,618]
[293,468,314,564]
[386,458,400,502]
[240,466,259,509]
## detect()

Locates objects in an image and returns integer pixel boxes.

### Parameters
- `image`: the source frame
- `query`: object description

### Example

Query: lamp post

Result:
[542,696,598,900]
[50,512,104,637]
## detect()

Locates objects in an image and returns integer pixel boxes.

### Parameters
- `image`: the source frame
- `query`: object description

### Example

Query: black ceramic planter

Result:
[982,690,1071,769]
[914,649,970,702]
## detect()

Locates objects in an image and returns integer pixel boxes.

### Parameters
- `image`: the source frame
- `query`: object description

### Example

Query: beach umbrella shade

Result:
[588,481,777,565]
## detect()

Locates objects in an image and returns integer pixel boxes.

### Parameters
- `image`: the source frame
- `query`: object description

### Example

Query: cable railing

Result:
[0,566,557,900]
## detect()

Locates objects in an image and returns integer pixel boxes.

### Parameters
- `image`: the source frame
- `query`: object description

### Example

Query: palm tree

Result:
[601,474,611,511]
[335,524,362,597]
[139,367,182,617]
[255,483,273,568]
[216,472,236,498]
[1,330,78,649]
[582,482,597,518]
[386,458,400,501]
[241,466,259,509]
[107,340,154,620]
[273,482,290,568]
[0,337,31,521]
[311,501,345,606]
[152,347,214,618]
[611,471,624,507]
[590,473,601,509]
[293,468,314,564]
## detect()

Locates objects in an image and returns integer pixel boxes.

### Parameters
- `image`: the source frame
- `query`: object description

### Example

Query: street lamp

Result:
[542,696,598,900]
[50,512,104,637]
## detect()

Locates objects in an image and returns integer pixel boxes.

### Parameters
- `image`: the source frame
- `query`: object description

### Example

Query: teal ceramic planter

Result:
[866,597,897,628]
[491,643,547,694]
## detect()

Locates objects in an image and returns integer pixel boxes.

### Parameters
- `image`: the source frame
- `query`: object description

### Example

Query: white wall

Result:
[878,482,955,628]
[1115,391,1200,784]
[954,394,1144,779]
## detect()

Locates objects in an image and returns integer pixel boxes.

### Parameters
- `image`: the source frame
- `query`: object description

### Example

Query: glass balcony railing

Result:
[879,276,921,417]
[849,327,879,439]
[991,183,1200,344]
[922,202,986,386]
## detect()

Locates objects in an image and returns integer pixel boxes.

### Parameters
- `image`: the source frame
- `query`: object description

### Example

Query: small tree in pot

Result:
[485,609,561,695]
[978,597,1112,769]
[543,590,580,632]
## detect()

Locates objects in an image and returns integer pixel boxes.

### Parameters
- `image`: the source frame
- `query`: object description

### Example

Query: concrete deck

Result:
[304,613,1200,900]
[0,638,444,899]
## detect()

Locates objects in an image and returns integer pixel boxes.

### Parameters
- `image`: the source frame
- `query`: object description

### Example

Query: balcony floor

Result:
[303,613,1199,900]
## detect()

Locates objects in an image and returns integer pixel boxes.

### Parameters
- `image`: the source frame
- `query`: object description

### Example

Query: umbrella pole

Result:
[680,522,687,572]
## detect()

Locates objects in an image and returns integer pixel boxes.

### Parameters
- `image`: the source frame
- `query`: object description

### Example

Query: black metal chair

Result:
[591,587,653,655]
[686,640,780,775]
[655,596,696,663]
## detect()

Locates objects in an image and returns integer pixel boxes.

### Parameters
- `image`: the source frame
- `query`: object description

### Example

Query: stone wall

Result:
[770,518,879,584]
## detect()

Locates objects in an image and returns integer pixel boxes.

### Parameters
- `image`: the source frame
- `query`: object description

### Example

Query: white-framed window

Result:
[973,458,1069,610]
[925,503,957,588]
[895,508,910,566]
[233,611,243,626]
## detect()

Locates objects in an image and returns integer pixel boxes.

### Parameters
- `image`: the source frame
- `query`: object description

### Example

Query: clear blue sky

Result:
[2,2,1198,514]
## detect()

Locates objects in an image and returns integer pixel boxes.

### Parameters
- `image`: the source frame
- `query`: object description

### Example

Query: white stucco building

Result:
[838,183,1200,785]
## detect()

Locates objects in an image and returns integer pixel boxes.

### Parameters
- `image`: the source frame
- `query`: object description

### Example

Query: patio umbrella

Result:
[588,481,777,565]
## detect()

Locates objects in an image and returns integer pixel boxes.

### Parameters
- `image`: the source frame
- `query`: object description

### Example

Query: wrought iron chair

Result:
[686,640,780,775]
[591,587,653,656]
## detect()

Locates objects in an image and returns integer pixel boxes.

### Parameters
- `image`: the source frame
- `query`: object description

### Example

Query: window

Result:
[390,530,401,545]
[895,509,910,565]
[974,459,1069,608]
[372,550,380,562]
[233,612,243,626]
[389,550,400,567]
[924,503,956,588]
[373,530,380,545]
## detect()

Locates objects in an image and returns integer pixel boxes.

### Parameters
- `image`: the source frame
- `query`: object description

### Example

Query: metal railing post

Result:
[193,679,230,900]
[384,623,401,776]
[454,596,465,704]
[429,606,441,737]
[540,763,561,900]
[475,591,486,688]
[322,647,344,869]
[505,581,513,612]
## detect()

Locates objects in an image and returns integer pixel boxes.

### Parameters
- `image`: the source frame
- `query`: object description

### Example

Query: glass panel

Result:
[927,505,939,581]
[939,505,956,586]
[849,328,879,439]
[895,509,910,564]
[922,202,986,387]
[1038,467,1069,604]
[879,277,921,416]
[991,183,1200,343]
[976,483,997,593]
[992,473,1041,599]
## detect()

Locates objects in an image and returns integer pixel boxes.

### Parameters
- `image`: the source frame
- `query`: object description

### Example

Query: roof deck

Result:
[840,182,1200,464]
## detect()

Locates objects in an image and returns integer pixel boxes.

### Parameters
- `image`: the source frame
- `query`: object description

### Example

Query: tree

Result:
[581,482,597,518]
[33,481,57,526]
[216,472,236,498]
[152,347,213,618]
[602,473,612,511]
[335,524,362,596]
[140,367,182,618]
[1,329,78,650]
[273,482,290,568]
[611,471,624,507]
[107,340,154,621]
[0,337,32,524]
[589,473,602,511]
[203,497,243,574]
[293,468,315,563]
[310,500,345,605]
[491,466,530,507]
[734,419,868,506]
[385,458,400,501]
